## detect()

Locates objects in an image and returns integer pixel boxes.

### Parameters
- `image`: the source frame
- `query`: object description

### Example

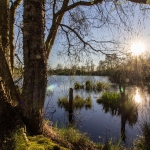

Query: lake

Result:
[44,75,150,146]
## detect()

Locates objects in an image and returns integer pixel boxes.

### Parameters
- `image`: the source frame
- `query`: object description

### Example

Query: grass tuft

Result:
[97,92,121,107]
[74,82,84,90]
[57,95,92,110]
[85,96,92,109]
[58,127,102,150]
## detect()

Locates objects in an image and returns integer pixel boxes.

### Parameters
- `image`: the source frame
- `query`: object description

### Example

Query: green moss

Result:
[15,129,68,150]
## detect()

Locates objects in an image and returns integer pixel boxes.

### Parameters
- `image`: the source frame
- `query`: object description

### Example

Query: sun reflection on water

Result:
[134,88,142,103]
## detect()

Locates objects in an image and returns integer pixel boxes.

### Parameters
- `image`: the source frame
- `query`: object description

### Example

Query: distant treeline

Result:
[48,68,114,76]
[48,54,150,86]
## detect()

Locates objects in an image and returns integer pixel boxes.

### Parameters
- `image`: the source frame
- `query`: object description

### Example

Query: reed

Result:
[57,95,92,110]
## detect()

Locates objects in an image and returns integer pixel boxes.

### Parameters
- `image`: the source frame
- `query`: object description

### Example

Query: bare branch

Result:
[53,0,56,16]
[11,0,22,9]
[55,0,103,17]
[59,23,108,55]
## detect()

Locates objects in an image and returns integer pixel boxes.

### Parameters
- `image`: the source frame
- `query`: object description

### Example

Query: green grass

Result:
[73,95,85,109]
[97,92,121,107]
[85,96,92,109]
[96,82,110,91]
[74,82,84,90]
[85,80,92,90]
[57,97,69,110]
[57,95,92,110]
[97,92,138,126]
[74,80,110,91]
[57,127,103,150]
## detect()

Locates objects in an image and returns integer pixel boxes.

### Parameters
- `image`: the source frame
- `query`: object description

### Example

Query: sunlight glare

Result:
[134,89,142,103]
[131,42,145,56]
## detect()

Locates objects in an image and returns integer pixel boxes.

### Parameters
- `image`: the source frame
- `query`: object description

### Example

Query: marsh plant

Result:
[74,80,110,91]
[97,92,138,125]
[74,82,84,90]
[73,95,85,109]
[58,95,92,110]
[85,96,92,109]
[97,92,121,107]
[95,82,110,91]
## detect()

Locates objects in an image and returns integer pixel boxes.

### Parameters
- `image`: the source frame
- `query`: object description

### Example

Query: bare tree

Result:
[0,0,150,136]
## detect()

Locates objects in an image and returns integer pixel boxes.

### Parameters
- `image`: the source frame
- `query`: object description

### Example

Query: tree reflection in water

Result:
[97,89,138,142]
[57,89,92,126]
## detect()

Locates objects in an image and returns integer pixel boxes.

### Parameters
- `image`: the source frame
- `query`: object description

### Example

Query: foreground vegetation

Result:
[13,120,150,150]
[15,128,67,150]
[1,109,150,150]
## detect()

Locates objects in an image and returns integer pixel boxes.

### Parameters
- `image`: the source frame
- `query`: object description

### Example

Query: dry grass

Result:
[43,121,103,150]
[43,122,74,149]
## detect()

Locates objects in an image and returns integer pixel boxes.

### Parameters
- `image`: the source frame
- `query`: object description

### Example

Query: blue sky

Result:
[48,2,150,68]
[14,1,150,69]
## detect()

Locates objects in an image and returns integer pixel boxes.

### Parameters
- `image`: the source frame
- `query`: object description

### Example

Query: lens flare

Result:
[47,84,57,91]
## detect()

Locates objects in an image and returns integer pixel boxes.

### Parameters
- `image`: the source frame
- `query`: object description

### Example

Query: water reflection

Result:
[57,89,93,126]
[97,87,138,142]
[45,76,150,145]
[134,88,142,103]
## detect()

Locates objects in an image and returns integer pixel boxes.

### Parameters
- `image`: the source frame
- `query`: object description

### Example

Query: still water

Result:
[44,76,150,146]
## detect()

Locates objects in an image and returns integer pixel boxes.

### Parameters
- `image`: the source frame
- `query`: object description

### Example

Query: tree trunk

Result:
[0,0,10,69]
[45,0,70,58]
[0,45,20,105]
[22,0,47,135]
[9,0,22,73]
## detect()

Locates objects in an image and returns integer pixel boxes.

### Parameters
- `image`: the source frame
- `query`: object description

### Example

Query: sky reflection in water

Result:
[45,76,150,146]
[134,88,142,103]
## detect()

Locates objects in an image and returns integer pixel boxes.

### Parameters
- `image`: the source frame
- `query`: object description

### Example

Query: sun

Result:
[131,42,145,56]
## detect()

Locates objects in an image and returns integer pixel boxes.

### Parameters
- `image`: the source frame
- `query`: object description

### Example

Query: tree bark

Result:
[0,44,19,105]
[9,0,22,72]
[0,0,10,69]
[22,0,47,135]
